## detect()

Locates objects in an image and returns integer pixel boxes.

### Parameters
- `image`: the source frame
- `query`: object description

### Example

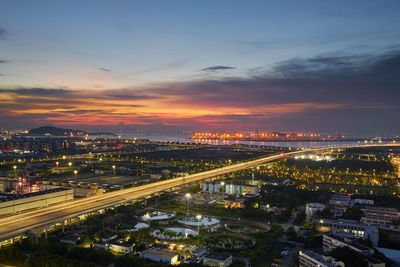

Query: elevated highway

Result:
[0,143,399,244]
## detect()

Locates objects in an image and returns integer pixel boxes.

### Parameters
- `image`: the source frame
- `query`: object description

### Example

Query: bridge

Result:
[0,143,399,245]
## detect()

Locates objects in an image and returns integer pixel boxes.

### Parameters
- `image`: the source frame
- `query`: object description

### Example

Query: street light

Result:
[56,161,59,167]
[73,170,78,180]
[112,165,116,174]
[220,181,225,194]
[68,162,72,170]
[196,214,202,244]
[13,165,17,176]
[185,193,191,215]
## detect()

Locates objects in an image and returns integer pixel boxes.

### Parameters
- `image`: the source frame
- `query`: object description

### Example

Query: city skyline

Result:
[1,1,400,134]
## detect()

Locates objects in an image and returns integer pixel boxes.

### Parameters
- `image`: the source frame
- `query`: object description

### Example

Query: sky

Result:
[1,0,400,135]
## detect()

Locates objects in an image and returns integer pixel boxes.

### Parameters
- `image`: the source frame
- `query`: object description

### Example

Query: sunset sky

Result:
[1,1,400,134]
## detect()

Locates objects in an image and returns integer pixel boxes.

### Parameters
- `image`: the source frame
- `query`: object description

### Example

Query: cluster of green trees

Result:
[240,224,284,267]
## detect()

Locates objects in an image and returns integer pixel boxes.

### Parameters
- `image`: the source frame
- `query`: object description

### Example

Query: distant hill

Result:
[29,126,88,136]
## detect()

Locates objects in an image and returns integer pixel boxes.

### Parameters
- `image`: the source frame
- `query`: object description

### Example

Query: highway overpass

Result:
[0,143,399,245]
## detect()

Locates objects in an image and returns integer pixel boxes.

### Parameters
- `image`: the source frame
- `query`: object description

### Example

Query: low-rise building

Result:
[361,207,400,226]
[323,234,374,255]
[329,195,351,217]
[352,198,374,206]
[100,233,118,242]
[60,232,82,245]
[315,219,379,246]
[203,252,233,267]
[298,250,344,267]
[108,238,135,254]
[306,203,326,218]
[241,185,260,196]
[140,247,179,265]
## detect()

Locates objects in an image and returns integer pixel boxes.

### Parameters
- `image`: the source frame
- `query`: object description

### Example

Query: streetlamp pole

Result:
[185,193,191,215]
[220,181,225,195]
[196,214,202,244]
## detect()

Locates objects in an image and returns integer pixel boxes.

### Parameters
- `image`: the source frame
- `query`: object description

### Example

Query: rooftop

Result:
[299,250,343,267]
[204,252,232,261]
[324,235,372,252]
[0,188,72,202]
[141,247,178,259]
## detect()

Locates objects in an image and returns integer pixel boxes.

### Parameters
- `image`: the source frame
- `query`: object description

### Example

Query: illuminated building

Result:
[314,219,379,245]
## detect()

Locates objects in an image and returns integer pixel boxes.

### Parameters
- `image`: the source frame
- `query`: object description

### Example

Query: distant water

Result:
[118,132,364,149]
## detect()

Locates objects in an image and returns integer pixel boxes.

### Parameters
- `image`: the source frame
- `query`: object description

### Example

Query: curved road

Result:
[0,143,399,242]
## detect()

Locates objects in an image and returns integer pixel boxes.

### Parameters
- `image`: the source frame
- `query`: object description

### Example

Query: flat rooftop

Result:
[141,247,178,259]
[204,252,232,261]
[0,187,71,202]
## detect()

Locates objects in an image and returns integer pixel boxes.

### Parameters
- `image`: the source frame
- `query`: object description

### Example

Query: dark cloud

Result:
[104,89,161,100]
[155,49,400,108]
[0,60,9,64]
[270,50,400,82]
[98,67,111,72]
[0,87,71,96]
[200,65,236,72]
[56,109,103,114]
